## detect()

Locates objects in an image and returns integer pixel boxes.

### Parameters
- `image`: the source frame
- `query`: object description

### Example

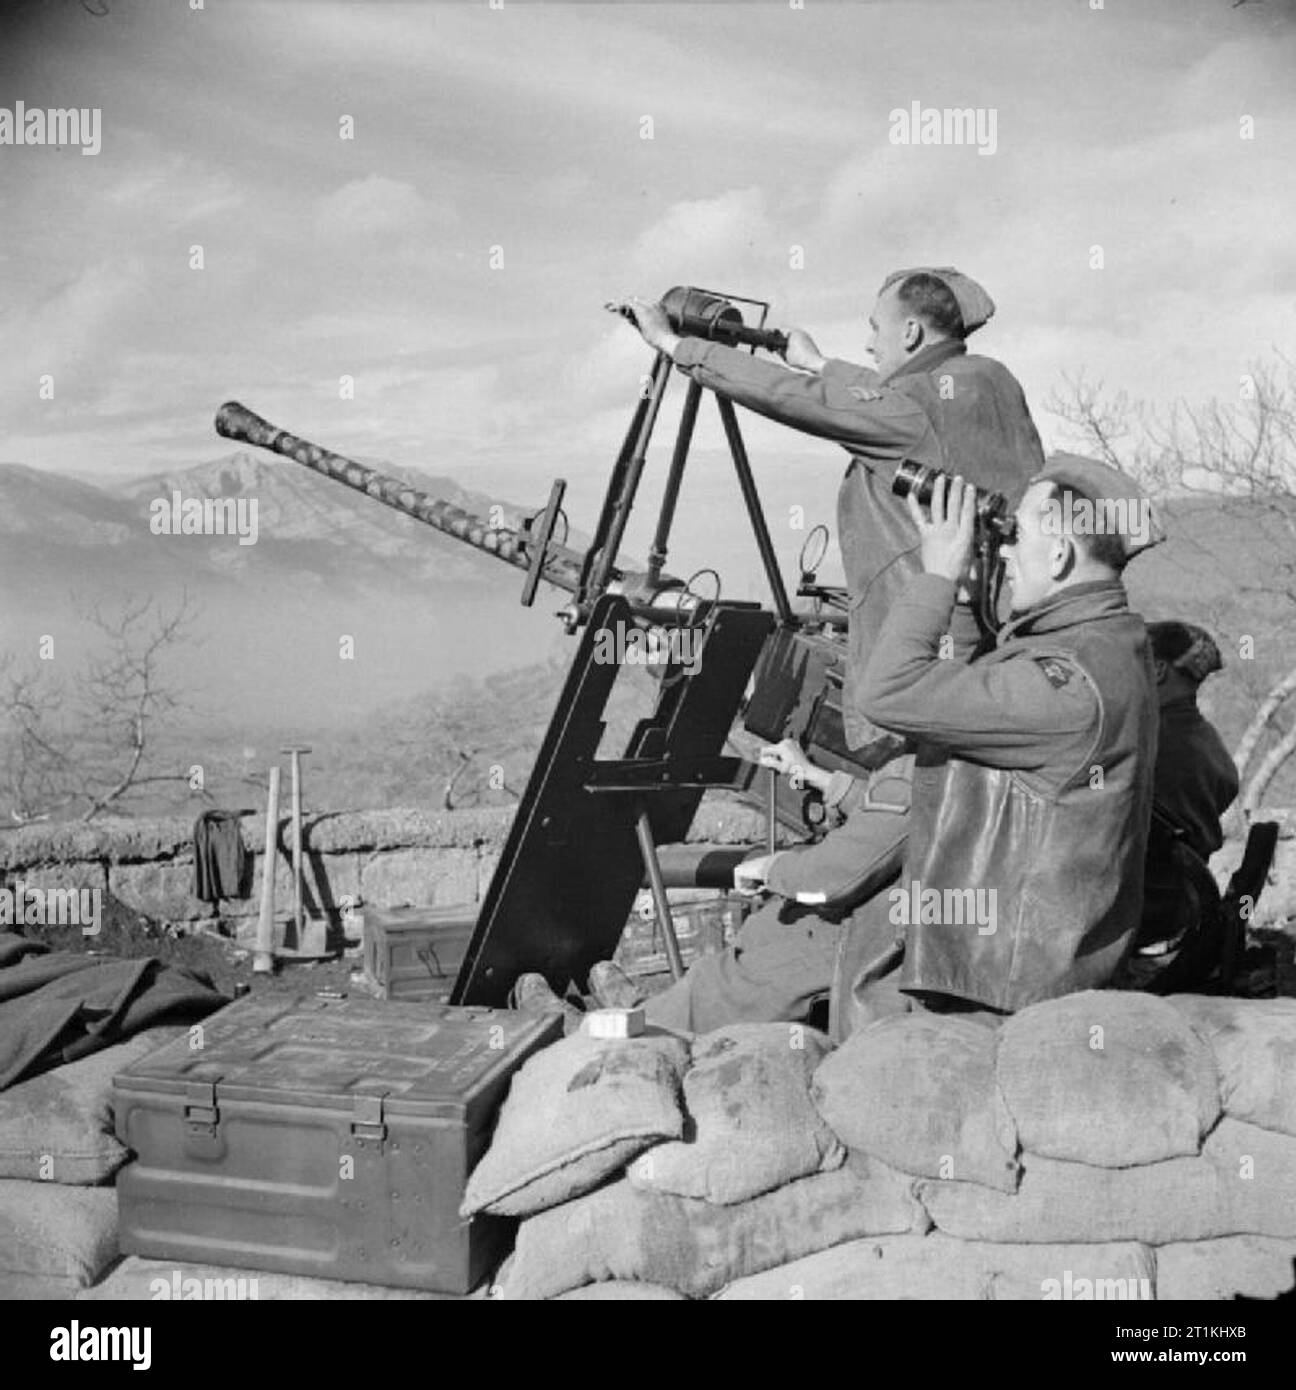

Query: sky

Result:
[1,0,1294,527]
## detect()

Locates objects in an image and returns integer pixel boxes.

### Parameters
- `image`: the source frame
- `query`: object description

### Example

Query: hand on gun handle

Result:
[733,852,780,897]
[759,737,831,795]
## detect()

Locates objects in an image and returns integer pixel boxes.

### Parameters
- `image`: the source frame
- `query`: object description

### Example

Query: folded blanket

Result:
[0,932,228,1090]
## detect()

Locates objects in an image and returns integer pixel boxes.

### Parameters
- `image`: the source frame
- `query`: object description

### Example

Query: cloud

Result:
[314,175,455,238]
[0,259,147,404]
[631,186,776,287]
[103,151,245,226]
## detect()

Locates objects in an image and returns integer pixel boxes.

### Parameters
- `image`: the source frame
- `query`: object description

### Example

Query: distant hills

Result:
[0,451,572,726]
[0,450,545,592]
[1,446,1292,813]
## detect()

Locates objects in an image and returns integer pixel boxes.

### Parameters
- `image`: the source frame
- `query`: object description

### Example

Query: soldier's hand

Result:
[733,852,779,896]
[758,737,831,793]
[758,738,806,779]
[607,296,679,354]
[781,329,827,374]
[907,473,977,584]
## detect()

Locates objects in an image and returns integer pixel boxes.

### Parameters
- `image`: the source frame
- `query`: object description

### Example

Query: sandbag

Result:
[0,1179,118,1286]
[0,1028,180,1184]
[627,1023,843,1204]
[1170,995,1296,1138]
[811,1013,1019,1192]
[80,1255,455,1301]
[499,1156,927,1300]
[916,1118,1296,1245]
[1153,1236,1296,1301]
[714,1232,1154,1301]
[996,991,1220,1167]
[461,1031,689,1218]
[554,1282,687,1301]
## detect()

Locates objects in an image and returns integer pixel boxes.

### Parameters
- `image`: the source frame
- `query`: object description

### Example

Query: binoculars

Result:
[892,460,1017,545]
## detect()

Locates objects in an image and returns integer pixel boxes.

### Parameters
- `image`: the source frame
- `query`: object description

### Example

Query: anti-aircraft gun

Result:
[212,287,1022,1006]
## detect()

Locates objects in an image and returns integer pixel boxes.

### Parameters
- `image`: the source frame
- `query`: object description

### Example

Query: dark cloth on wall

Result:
[193,810,251,904]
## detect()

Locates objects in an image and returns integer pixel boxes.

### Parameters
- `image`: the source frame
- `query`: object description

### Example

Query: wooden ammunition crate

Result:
[362,905,478,1002]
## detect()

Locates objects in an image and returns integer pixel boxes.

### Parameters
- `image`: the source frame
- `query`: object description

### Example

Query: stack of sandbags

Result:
[473,993,1296,1299]
[1157,996,1296,1299]
[715,1233,1156,1301]
[467,1023,926,1299]
[915,993,1296,1249]
[800,992,1296,1299]
[0,1028,181,1296]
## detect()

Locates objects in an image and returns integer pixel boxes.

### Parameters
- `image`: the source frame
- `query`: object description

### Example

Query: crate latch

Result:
[183,1079,220,1136]
[350,1094,387,1147]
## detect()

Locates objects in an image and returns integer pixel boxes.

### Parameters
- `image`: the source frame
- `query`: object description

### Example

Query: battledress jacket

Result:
[857,574,1158,1012]
[672,337,1044,750]
[1154,694,1239,860]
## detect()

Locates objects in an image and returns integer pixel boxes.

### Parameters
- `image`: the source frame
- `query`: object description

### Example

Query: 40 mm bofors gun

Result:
[214,287,889,1006]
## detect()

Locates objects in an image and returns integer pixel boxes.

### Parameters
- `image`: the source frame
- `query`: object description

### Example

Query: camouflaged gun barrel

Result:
[215,400,590,594]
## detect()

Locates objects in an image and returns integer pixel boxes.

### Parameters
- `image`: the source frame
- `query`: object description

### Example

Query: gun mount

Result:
[214,288,879,1005]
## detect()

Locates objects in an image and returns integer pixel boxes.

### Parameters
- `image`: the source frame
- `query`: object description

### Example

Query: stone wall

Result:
[2,801,1292,940]
[0,799,782,936]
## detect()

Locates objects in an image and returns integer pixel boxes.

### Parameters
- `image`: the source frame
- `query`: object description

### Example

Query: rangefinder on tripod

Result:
[607,286,789,356]
[892,461,1016,632]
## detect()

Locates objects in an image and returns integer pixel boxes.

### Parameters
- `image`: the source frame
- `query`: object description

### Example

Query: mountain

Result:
[0,453,573,726]
[1,451,1292,801]
[6,450,546,590]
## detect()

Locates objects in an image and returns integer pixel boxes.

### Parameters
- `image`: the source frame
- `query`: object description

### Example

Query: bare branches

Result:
[0,593,199,823]
[1233,660,1296,786]
[1044,372,1135,470]
[1046,354,1296,818]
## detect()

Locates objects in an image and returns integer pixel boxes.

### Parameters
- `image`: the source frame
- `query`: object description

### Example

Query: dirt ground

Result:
[17,888,1296,1004]
[22,894,361,1001]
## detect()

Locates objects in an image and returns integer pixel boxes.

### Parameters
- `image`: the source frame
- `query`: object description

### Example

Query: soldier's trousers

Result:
[642,805,909,1036]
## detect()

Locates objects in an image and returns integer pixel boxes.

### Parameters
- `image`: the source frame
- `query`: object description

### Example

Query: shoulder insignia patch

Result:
[1037,657,1072,689]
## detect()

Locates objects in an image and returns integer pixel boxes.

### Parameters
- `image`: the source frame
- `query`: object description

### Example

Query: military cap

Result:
[879,266,996,334]
[1148,621,1223,682]
[1031,452,1165,560]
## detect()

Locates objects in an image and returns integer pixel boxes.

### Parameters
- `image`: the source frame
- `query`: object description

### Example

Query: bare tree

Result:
[1046,354,1296,822]
[0,593,202,823]
[0,653,73,824]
